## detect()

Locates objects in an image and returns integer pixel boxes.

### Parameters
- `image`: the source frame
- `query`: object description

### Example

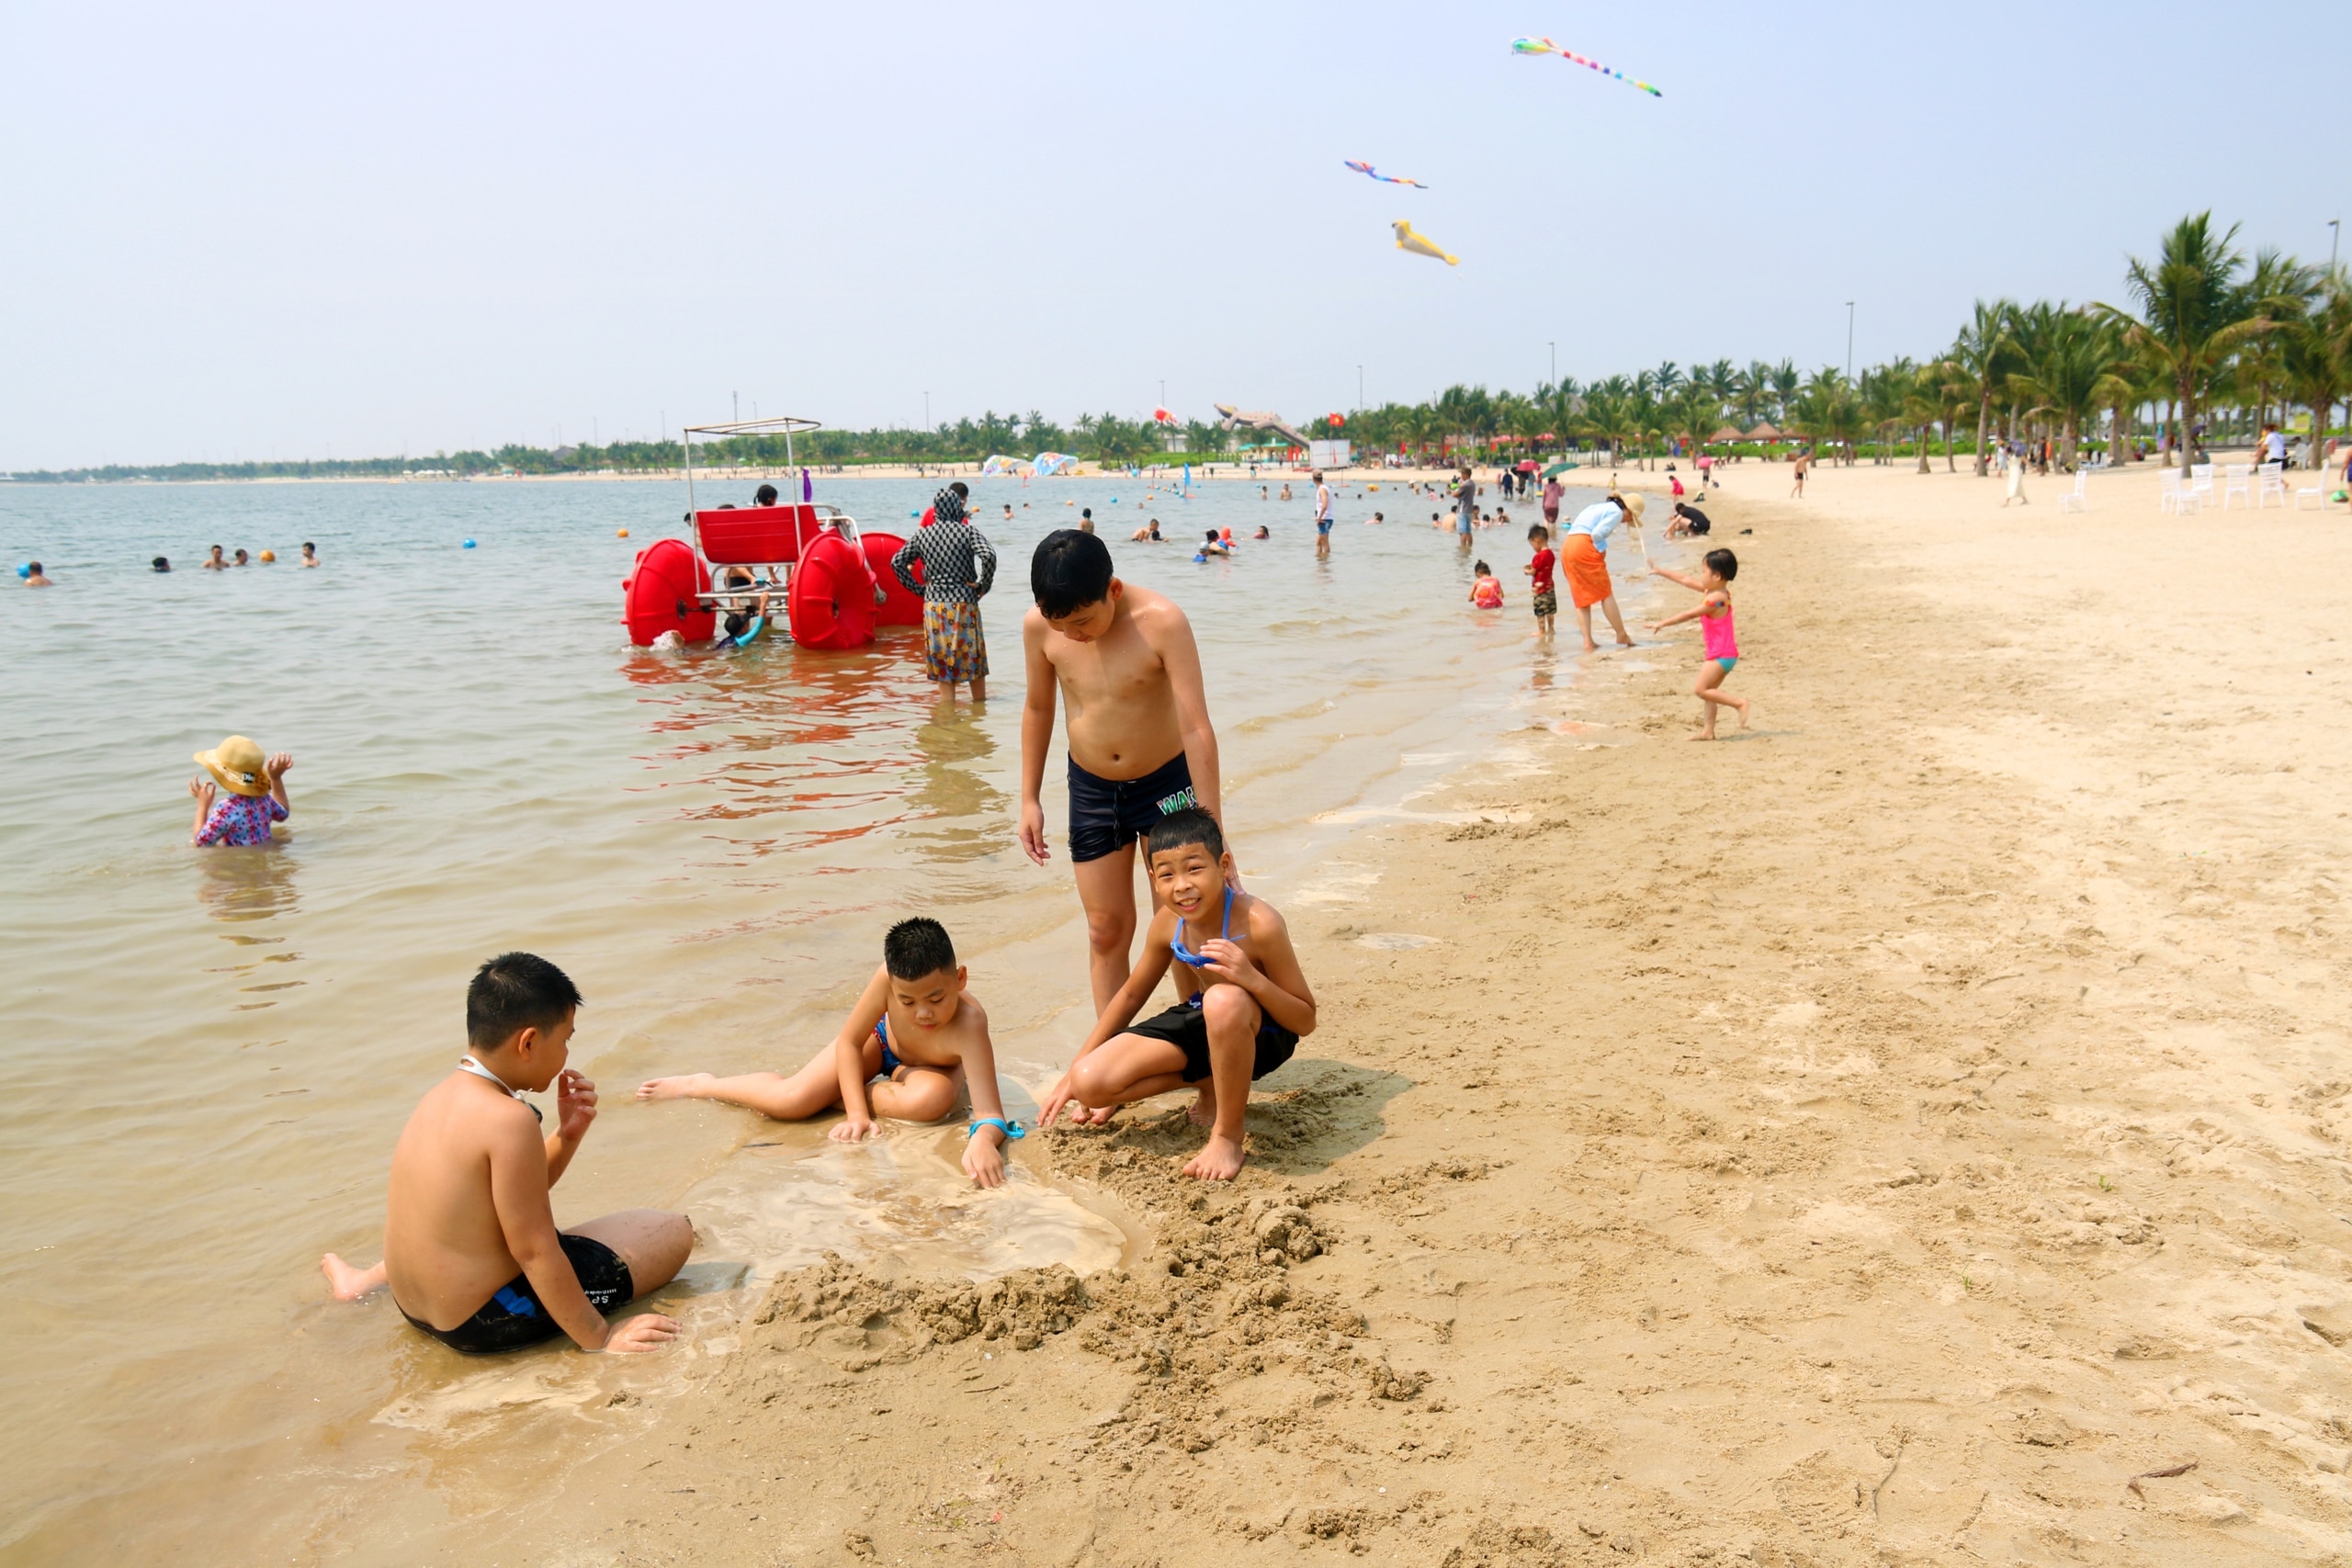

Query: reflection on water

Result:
[906,697,1005,863]
[193,842,300,923]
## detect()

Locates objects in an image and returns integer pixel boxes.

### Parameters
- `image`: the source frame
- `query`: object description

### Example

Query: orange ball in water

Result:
[617,528,629,537]
[258,549,276,562]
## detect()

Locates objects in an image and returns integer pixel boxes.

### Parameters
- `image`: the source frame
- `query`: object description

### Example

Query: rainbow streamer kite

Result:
[1510,37,1663,97]
[1343,159,1428,189]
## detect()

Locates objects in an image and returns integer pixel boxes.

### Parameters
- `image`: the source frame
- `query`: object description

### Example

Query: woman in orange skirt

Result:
[1558,491,1643,650]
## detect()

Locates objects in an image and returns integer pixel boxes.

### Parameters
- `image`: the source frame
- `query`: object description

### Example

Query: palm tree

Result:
[2014,310,2132,468]
[1949,299,2018,476]
[1901,359,1961,473]
[1768,360,1800,425]
[2098,213,2264,468]
[1733,363,1769,427]
[2282,271,2352,468]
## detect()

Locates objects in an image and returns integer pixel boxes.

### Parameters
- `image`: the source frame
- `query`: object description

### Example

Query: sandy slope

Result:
[393,458,2352,1567]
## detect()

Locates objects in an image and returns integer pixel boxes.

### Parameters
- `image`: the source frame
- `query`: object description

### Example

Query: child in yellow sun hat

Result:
[189,736,294,846]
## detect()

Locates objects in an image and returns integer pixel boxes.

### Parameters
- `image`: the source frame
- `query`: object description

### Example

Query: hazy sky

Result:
[2,0,2341,469]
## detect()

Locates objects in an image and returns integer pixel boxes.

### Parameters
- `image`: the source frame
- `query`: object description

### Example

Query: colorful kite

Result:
[1391,220,1458,266]
[1510,37,1663,97]
[1343,159,1428,189]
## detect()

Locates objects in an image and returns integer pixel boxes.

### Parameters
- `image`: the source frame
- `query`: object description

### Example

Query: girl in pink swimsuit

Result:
[1649,547,1750,740]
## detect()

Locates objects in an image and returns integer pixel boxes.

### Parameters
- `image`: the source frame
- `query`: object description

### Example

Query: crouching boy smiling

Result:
[322,953,693,1353]
[1040,809,1316,1179]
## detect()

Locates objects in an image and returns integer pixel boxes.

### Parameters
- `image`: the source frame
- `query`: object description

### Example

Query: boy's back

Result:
[383,1074,544,1329]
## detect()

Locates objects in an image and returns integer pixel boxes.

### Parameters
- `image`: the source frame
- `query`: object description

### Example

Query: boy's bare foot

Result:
[635,1073,715,1102]
[1581,639,1600,652]
[321,1253,386,1301]
[1182,1133,1248,1181]
[1186,1089,1216,1127]
[1615,636,1635,648]
[1687,728,1717,742]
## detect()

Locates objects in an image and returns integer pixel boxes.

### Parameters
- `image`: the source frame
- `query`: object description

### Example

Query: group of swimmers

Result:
[17,540,322,586]
[316,529,1321,1356]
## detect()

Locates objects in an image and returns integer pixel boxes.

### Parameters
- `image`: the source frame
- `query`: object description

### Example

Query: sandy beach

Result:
[251,457,2340,1566]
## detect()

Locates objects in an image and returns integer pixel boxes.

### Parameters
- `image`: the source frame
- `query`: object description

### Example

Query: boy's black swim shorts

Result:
[400,1233,634,1355]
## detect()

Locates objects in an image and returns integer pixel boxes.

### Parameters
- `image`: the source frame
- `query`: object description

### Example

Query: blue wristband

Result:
[967,1117,1025,1142]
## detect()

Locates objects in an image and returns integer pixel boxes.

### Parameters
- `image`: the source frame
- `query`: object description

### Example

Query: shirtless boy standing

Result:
[635,919,1022,1187]
[321,953,692,1353]
[1020,530,1226,1013]
[1039,810,1317,1179]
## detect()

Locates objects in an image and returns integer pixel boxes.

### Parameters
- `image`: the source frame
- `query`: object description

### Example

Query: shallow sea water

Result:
[0,472,1670,1558]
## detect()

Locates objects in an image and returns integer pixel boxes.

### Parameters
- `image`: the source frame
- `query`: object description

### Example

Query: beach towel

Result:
[1559,533,1613,609]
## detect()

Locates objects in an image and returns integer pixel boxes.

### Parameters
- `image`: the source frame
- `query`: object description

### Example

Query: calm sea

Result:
[0,472,1652,1560]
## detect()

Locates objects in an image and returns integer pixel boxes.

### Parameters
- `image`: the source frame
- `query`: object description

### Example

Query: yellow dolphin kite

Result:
[1391,220,1458,265]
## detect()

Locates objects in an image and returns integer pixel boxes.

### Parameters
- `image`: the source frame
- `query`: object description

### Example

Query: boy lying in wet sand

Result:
[322,953,692,1354]
[1039,809,1316,1180]
[637,919,1022,1188]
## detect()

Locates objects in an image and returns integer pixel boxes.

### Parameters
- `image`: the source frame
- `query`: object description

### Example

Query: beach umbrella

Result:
[1707,426,1744,445]
[1745,422,1783,441]
[1515,459,1539,472]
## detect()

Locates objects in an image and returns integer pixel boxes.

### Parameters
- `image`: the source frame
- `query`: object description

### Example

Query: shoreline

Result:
[340,458,2352,1562]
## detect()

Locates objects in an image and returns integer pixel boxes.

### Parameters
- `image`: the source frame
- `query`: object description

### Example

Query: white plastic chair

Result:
[2056,469,2088,513]
[2158,468,2199,514]
[2222,463,2252,509]
[2297,485,2325,511]
[2256,462,2286,508]
[2189,462,2216,510]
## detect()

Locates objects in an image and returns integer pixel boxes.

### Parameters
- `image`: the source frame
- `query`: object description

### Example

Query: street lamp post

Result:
[1549,341,1555,388]
[1844,303,1855,381]
[1357,365,1363,410]
[2331,219,2341,271]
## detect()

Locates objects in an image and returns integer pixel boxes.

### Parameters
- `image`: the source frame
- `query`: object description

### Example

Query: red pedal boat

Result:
[622,414,922,649]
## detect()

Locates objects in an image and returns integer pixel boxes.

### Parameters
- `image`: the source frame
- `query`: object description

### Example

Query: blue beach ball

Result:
[462,538,477,549]
[14,563,28,579]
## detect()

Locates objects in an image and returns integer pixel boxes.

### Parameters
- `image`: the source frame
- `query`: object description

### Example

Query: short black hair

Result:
[467,952,582,1050]
[754,483,778,505]
[152,557,170,571]
[1204,529,1219,541]
[1146,807,1224,863]
[1526,523,1549,541]
[27,561,40,573]
[884,917,957,981]
[948,480,968,498]
[1704,547,1739,581]
[1031,529,1114,617]
[301,541,314,550]
[1474,558,1491,574]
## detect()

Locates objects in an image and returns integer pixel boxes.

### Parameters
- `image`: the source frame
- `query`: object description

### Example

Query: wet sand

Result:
[217,457,2352,1564]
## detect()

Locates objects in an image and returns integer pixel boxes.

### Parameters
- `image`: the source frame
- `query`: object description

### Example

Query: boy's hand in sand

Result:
[1017,800,1050,865]
[962,1127,1009,1188]
[594,1313,682,1353]
[554,1069,598,1143]
[1038,1072,1113,1129]
[831,1113,876,1144]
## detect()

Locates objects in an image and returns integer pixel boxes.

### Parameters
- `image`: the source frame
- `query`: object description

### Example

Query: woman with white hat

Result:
[189,735,295,846]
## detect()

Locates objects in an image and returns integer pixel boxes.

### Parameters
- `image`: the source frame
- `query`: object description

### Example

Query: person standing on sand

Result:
[1559,492,1641,651]
[2003,444,2030,506]
[1789,449,1810,499]
[1020,530,1228,1017]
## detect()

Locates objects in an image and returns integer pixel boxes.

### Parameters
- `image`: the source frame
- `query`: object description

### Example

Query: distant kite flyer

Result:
[1343,159,1427,189]
[1511,37,1663,97]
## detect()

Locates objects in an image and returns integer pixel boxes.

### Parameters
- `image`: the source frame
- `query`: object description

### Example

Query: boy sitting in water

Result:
[1039,810,1316,1181]
[637,919,1021,1187]
[321,953,692,1354]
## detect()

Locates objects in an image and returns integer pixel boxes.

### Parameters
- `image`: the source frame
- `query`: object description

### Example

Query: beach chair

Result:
[2158,468,2199,514]
[2256,463,2286,509]
[2222,464,2252,509]
[2296,483,2326,511]
[2189,462,2216,511]
[2056,469,2089,513]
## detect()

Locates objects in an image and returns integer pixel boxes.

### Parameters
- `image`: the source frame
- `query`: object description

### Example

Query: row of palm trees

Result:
[1328,213,2350,475]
